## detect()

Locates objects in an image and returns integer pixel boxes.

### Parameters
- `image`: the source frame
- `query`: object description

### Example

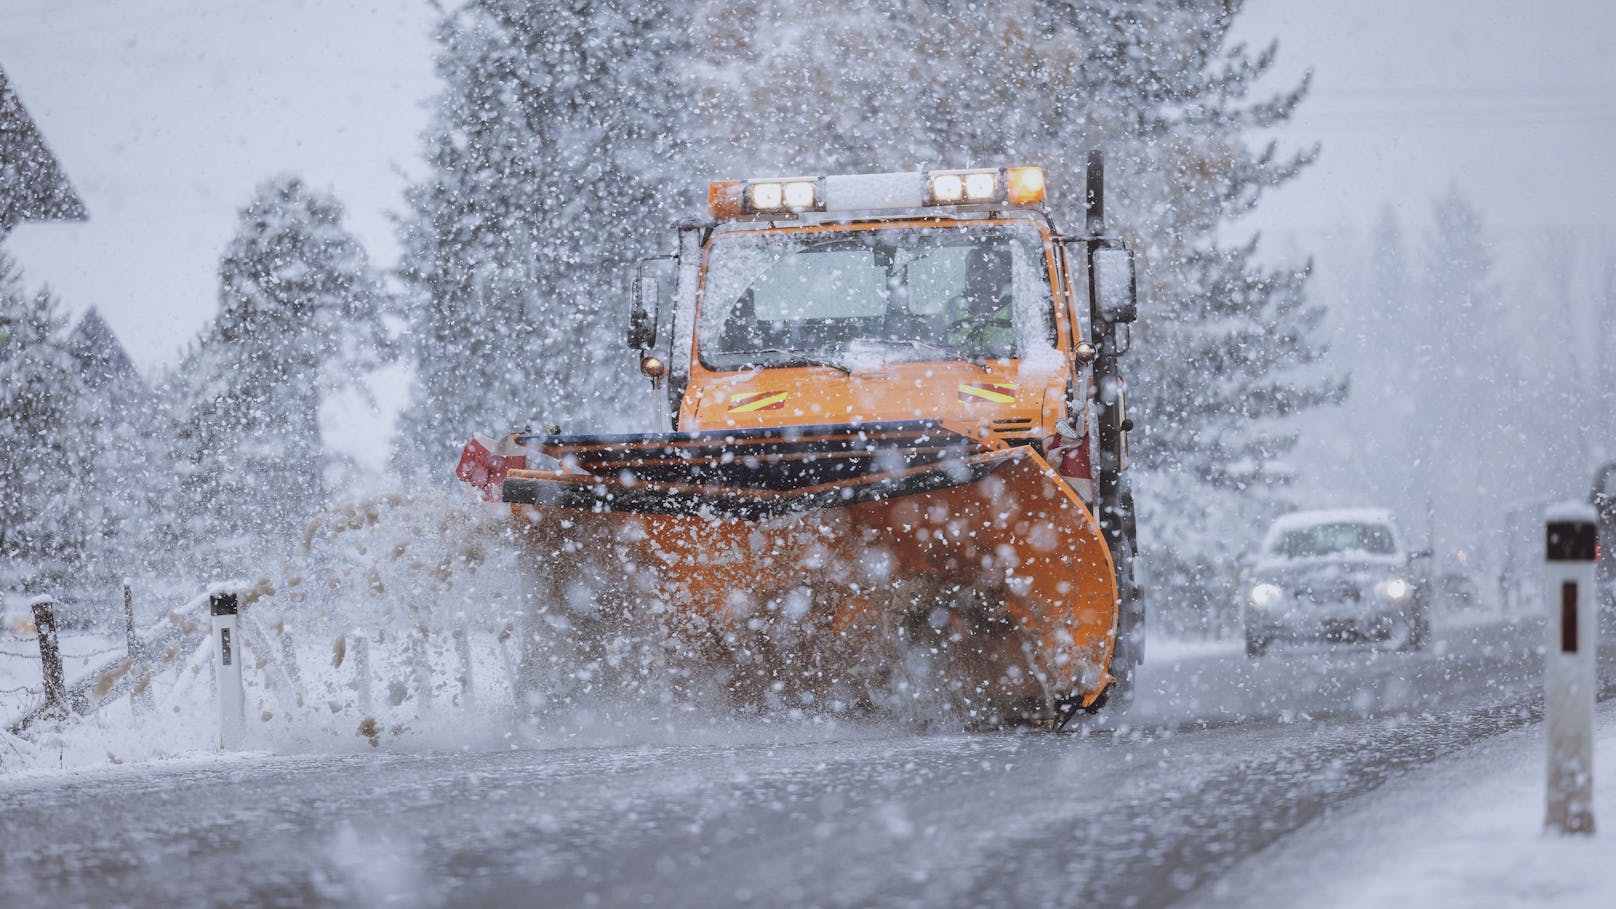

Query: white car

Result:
[1242,509,1429,657]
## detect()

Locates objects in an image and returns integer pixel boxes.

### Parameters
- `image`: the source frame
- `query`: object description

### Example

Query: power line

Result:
[1324,82,1616,100]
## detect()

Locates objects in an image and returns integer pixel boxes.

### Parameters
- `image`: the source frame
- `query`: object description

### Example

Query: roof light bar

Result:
[706,166,1045,219]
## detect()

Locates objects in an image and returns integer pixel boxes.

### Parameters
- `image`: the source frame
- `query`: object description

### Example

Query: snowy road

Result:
[3,616,1610,909]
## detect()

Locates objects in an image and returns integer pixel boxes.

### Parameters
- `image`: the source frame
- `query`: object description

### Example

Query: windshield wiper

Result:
[875,339,993,372]
[736,350,853,374]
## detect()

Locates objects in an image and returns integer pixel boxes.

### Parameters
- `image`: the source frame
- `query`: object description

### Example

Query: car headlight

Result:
[1376,578,1412,601]
[1249,583,1284,608]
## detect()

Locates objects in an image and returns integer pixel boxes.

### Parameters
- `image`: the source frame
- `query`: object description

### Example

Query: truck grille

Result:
[990,418,1036,440]
[1298,583,1360,604]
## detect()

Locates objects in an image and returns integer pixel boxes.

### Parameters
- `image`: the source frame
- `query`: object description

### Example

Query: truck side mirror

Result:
[1090,246,1137,324]
[620,258,665,350]
[627,267,661,350]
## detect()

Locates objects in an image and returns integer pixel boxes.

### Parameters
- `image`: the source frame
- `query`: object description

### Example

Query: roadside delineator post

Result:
[30,595,67,719]
[1545,504,1598,834]
[210,592,245,750]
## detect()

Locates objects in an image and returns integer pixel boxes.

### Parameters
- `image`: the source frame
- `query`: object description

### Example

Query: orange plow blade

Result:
[500,421,1118,722]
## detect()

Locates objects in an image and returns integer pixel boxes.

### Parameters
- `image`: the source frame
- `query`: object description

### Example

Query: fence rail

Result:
[6,580,532,751]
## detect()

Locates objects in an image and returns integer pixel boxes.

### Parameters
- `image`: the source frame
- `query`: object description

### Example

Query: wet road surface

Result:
[3,615,1610,909]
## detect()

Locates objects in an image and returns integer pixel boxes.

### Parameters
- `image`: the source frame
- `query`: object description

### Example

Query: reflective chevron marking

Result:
[958,381,1017,405]
[728,390,789,413]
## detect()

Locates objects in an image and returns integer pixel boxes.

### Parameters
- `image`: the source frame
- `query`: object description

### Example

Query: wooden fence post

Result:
[31,596,67,719]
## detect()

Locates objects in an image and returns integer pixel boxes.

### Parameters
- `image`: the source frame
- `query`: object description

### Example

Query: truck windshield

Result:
[697,222,1056,372]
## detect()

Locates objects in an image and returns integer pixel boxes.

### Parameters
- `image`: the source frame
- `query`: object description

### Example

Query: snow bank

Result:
[2,490,892,774]
[1189,702,1616,909]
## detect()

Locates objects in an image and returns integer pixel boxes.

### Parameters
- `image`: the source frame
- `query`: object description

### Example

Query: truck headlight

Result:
[1250,583,1284,608]
[1376,578,1412,601]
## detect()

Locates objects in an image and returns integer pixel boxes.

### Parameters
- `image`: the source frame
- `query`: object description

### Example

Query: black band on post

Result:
[210,592,239,616]
[1546,521,1597,562]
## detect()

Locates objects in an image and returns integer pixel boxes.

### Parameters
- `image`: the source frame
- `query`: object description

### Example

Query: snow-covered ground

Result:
[1191,700,1616,909]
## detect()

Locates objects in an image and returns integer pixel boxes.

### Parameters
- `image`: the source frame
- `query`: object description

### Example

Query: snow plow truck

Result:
[458,154,1142,726]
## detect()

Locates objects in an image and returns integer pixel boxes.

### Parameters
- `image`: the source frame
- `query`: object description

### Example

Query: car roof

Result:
[1258,508,1405,559]
[1268,508,1397,531]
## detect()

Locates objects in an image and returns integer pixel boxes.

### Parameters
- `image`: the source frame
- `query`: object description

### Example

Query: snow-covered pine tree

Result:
[691,0,1338,626]
[394,0,694,477]
[165,176,388,570]
[1412,189,1501,557]
[57,308,158,596]
[0,244,91,593]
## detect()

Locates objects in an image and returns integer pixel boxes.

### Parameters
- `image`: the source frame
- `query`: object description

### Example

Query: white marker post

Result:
[1544,504,1598,834]
[210,592,245,750]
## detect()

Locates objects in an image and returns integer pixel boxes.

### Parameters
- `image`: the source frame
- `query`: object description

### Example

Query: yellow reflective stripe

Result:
[728,391,789,413]
[958,383,1016,404]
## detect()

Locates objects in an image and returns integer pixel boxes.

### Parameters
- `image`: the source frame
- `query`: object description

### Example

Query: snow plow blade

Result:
[501,420,1118,722]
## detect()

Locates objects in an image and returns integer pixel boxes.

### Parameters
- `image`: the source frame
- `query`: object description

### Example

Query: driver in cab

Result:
[944,245,1015,354]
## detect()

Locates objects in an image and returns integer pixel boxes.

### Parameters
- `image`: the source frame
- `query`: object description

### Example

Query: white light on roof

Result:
[963,172,996,200]
[930,173,964,203]
[927,169,1009,206]
[750,182,783,210]
[782,180,817,209]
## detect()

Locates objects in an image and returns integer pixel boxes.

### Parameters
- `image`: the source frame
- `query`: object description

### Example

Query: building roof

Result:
[0,65,87,235]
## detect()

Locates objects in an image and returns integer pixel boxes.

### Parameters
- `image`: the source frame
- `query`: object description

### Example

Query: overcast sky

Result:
[1234,0,1616,246]
[3,0,1613,470]
[2,0,438,372]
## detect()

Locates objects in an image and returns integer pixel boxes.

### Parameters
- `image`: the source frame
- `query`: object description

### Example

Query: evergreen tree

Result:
[0,245,90,593]
[394,0,693,477]
[63,308,163,595]
[1413,189,1498,553]
[166,176,388,568]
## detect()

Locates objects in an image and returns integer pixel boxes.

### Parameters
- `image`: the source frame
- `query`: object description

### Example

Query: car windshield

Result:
[1269,522,1397,559]
[696,222,1056,372]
